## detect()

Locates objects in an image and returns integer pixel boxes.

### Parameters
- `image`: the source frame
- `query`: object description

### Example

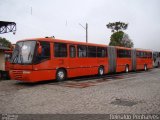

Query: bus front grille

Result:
[12,70,23,80]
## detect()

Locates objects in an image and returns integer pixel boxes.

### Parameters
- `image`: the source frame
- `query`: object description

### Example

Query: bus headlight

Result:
[23,71,31,74]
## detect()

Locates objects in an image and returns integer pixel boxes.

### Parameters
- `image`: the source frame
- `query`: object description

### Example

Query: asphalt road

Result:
[0,69,160,114]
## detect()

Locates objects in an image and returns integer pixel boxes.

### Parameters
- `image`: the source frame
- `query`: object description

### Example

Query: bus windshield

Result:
[11,41,36,64]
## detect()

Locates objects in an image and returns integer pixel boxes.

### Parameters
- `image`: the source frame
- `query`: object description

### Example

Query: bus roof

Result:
[17,37,152,52]
[17,37,108,47]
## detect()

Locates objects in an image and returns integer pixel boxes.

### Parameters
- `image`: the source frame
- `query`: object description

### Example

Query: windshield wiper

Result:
[28,51,32,60]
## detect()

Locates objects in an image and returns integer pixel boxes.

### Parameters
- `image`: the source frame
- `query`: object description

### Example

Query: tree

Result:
[0,37,11,48]
[121,33,134,48]
[106,21,128,33]
[109,31,124,46]
[109,31,133,48]
[107,21,134,48]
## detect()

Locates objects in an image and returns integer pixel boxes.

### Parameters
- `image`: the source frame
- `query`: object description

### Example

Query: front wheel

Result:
[56,69,66,82]
[98,66,104,76]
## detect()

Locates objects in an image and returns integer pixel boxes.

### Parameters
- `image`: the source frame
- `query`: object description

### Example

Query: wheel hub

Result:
[100,68,104,75]
[58,71,64,79]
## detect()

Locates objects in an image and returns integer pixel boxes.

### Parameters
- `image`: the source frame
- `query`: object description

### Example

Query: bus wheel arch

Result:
[98,65,104,76]
[125,64,129,73]
[56,68,67,82]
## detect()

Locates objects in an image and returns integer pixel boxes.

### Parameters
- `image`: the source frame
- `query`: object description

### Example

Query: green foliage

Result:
[106,21,128,33]
[109,31,134,48]
[0,37,11,48]
[109,31,124,46]
[107,21,134,48]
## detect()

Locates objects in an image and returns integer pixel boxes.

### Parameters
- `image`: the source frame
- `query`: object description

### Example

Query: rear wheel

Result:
[158,62,160,68]
[56,69,66,82]
[125,65,129,73]
[98,66,104,76]
[144,65,147,71]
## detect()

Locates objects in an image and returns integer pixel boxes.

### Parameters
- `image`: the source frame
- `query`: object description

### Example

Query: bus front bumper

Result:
[9,70,56,82]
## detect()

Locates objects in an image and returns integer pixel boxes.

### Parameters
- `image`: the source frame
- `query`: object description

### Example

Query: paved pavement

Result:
[0,69,160,114]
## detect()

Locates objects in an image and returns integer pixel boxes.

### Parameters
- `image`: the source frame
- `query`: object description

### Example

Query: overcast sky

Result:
[0,0,160,51]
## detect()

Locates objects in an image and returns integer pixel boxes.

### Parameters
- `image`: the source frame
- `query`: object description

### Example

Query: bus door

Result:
[68,45,78,77]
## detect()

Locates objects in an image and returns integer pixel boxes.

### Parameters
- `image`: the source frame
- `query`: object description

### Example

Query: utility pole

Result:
[79,23,88,43]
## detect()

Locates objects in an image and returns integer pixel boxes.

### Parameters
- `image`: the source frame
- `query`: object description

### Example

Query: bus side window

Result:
[88,46,96,57]
[118,49,131,58]
[137,51,141,58]
[35,41,50,63]
[54,43,67,57]
[141,52,144,58]
[40,42,50,59]
[78,45,87,57]
[117,49,124,58]
[69,45,76,58]
[150,52,153,58]
[97,47,106,57]
[136,51,139,57]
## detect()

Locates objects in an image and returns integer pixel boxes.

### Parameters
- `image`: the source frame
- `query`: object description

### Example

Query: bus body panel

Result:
[116,58,132,72]
[136,58,153,70]
[10,69,56,82]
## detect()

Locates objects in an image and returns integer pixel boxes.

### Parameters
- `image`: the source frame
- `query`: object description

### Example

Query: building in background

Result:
[0,46,10,79]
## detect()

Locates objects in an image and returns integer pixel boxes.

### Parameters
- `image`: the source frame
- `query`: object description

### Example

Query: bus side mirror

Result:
[37,42,42,55]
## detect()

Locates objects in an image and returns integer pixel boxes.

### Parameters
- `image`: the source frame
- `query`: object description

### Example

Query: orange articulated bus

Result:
[9,37,153,82]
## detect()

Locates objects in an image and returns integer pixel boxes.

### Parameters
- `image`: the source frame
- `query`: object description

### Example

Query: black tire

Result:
[0,71,2,80]
[125,65,129,73]
[56,69,66,82]
[98,66,104,76]
[158,62,160,68]
[3,71,10,80]
[144,64,147,71]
